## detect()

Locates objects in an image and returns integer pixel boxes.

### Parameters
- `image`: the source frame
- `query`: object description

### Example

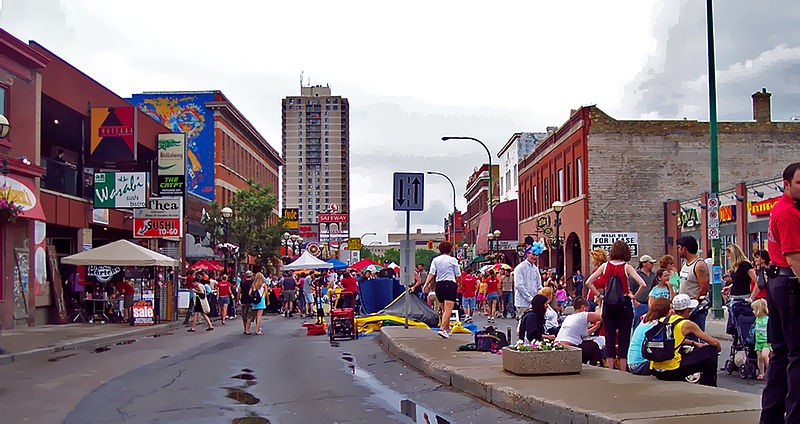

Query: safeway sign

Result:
[133,197,183,238]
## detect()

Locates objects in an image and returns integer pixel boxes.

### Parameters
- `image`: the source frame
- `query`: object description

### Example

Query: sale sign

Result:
[131,300,154,326]
[133,197,183,238]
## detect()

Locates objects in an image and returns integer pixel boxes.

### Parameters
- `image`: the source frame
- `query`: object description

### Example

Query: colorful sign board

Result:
[295,223,320,243]
[86,265,124,284]
[131,93,215,201]
[719,205,736,223]
[318,213,349,223]
[749,197,780,216]
[590,232,639,257]
[93,172,148,208]
[348,238,362,250]
[157,133,186,196]
[89,107,136,163]
[283,208,299,229]
[132,300,155,326]
[133,197,183,238]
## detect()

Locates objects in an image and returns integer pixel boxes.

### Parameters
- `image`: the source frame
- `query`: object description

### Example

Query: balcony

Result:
[41,158,90,199]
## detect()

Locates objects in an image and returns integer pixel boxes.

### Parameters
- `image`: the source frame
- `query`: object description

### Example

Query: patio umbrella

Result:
[363,264,384,273]
[479,264,493,273]
[493,263,513,271]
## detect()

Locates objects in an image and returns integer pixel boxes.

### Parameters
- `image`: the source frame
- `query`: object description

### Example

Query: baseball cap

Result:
[639,255,657,264]
[672,293,699,311]
[245,270,254,277]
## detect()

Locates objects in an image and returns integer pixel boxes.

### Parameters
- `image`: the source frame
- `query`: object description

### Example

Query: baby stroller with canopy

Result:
[723,298,758,379]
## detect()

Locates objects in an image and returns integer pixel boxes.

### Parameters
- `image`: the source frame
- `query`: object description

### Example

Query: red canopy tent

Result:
[188,259,223,271]
[350,258,379,270]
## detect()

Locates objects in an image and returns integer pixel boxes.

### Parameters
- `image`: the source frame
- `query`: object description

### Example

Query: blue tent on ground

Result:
[325,257,348,270]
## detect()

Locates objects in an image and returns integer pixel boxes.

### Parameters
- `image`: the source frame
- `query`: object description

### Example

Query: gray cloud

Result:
[627,0,800,120]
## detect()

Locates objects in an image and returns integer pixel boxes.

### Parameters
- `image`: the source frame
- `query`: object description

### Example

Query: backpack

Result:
[474,326,509,352]
[604,263,626,306]
[642,317,685,362]
[250,287,262,304]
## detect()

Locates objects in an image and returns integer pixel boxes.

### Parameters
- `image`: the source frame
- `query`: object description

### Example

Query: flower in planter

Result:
[508,339,565,352]
[0,185,25,224]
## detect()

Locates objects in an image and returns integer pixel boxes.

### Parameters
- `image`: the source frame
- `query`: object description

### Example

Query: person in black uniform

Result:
[761,162,800,423]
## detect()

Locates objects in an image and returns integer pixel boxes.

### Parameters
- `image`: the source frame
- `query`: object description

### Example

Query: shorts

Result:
[240,304,254,322]
[628,361,651,376]
[486,292,500,302]
[123,294,134,309]
[476,293,486,302]
[304,291,314,304]
[755,341,772,352]
[557,300,566,307]
[434,280,458,303]
[218,296,229,307]
[283,291,297,303]
[462,296,476,310]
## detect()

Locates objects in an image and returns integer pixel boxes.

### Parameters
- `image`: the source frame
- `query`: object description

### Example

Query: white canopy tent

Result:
[282,251,334,270]
[61,239,179,267]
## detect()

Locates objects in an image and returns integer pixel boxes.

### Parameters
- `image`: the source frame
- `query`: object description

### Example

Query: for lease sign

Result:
[590,232,639,257]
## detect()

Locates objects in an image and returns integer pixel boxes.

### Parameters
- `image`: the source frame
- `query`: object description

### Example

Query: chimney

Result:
[752,88,772,123]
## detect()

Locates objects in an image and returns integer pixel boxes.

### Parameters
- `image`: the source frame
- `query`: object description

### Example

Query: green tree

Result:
[201,179,283,271]
[382,248,400,265]
[415,249,438,268]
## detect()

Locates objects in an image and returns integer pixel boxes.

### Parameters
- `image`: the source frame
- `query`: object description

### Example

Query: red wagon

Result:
[329,291,358,340]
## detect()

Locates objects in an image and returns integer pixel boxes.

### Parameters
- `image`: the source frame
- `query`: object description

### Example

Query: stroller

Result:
[723,298,759,379]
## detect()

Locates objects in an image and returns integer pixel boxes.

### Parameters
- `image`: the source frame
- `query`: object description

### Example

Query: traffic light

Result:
[427,240,433,250]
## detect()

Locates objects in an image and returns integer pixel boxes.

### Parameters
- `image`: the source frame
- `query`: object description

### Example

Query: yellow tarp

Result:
[355,315,429,333]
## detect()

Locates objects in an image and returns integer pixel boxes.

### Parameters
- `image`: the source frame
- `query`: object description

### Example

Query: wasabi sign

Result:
[94,172,148,208]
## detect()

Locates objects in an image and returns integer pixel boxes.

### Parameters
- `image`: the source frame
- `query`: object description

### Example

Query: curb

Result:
[377,329,759,424]
[0,321,181,366]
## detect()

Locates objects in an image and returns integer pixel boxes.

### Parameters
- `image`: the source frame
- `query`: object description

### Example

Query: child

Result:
[476,277,488,316]
[752,298,771,381]
[555,284,568,314]
[648,268,675,307]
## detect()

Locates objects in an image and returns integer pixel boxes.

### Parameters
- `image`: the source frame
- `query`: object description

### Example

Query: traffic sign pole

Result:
[393,172,424,329]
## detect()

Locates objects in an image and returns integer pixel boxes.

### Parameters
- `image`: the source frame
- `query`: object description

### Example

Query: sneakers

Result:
[464,315,473,324]
[437,329,450,339]
[487,317,494,324]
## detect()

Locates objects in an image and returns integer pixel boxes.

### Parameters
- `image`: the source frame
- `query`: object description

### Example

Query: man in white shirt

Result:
[514,246,543,317]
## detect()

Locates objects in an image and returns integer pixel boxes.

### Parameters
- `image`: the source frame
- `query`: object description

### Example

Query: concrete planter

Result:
[502,345,582,375]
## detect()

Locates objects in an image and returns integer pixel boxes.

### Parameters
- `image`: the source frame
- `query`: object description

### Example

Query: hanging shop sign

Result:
[132,300,155,326]
[678,208,700,228]
[133,197,183,238]
[719,205,736,223]
[749,197,781,216]
[295,223,320,243]
[89,106,136,163]
[93,172,148,208]
[86,265,124,284]
[157,133,187,196]
[283,208,299,229]
[590,232,639,257]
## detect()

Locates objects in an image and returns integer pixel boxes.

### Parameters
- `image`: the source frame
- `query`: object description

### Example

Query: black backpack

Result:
[474,326,509,352]
[250,287,262,304]
[604,263,625,306]
[642,317,685,362]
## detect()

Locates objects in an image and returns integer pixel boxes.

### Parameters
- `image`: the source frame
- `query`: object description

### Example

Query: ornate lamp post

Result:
[290,234,300,257]
[220,206,233,273]
[493,229,502,262]
[551,200,564,279]
[282,232,291,262]
[0,114,9,354]
[442,136,494,234]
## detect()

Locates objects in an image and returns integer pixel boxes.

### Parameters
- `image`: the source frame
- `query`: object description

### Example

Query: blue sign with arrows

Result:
[393,172,424,211]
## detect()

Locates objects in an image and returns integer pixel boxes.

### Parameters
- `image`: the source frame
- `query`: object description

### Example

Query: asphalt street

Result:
[0,314,530,423]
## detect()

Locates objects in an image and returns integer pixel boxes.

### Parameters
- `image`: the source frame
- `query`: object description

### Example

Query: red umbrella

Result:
[188,259,222,271]
[350,258,379,270]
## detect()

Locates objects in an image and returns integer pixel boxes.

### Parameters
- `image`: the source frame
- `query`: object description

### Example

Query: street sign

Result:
[393,172,424,211]
[709,227,720,239]
[348,238,362,250]
[708,193,720,233]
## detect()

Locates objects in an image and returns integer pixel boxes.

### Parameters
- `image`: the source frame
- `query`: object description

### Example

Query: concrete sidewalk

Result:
[379,326,760,423]
[0,321,181,365]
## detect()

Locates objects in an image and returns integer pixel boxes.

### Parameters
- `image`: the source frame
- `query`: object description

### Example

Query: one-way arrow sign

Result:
[393,172,424,211]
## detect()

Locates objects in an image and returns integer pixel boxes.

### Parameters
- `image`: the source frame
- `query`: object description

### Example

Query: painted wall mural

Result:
[131,93,215,201]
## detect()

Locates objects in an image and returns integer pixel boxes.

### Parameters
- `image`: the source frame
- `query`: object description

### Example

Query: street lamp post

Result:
[427,171,457,243]
[706,0,723,320]
[442,136,494,235]
[493,229,501,262]
[220,206,233,274]
[0,114,9,354]
[487,232,495,254]
[551,201,564,280]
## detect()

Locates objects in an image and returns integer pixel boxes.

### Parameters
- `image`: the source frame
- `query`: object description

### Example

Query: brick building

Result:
[519,89,799,278]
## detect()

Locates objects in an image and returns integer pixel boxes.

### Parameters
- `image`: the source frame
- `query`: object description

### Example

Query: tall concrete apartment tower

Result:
[282,84,350,246]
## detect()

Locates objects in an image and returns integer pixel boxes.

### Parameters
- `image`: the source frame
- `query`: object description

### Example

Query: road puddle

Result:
[94,346,111,353]
[48,353,77,362]
[115,339,136,345]
[241,368,254,373]
[232,416,270,424]
[225,387,260,405]
[343,353,451,423]
[231,373,257,381]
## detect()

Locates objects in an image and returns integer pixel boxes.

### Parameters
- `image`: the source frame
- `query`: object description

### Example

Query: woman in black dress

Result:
[517,294,555,343]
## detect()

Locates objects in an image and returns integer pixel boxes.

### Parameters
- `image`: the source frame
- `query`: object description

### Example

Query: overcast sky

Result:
[2,0,798,243]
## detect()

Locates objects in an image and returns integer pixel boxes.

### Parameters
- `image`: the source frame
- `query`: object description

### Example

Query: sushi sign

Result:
[93,172,148,208]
